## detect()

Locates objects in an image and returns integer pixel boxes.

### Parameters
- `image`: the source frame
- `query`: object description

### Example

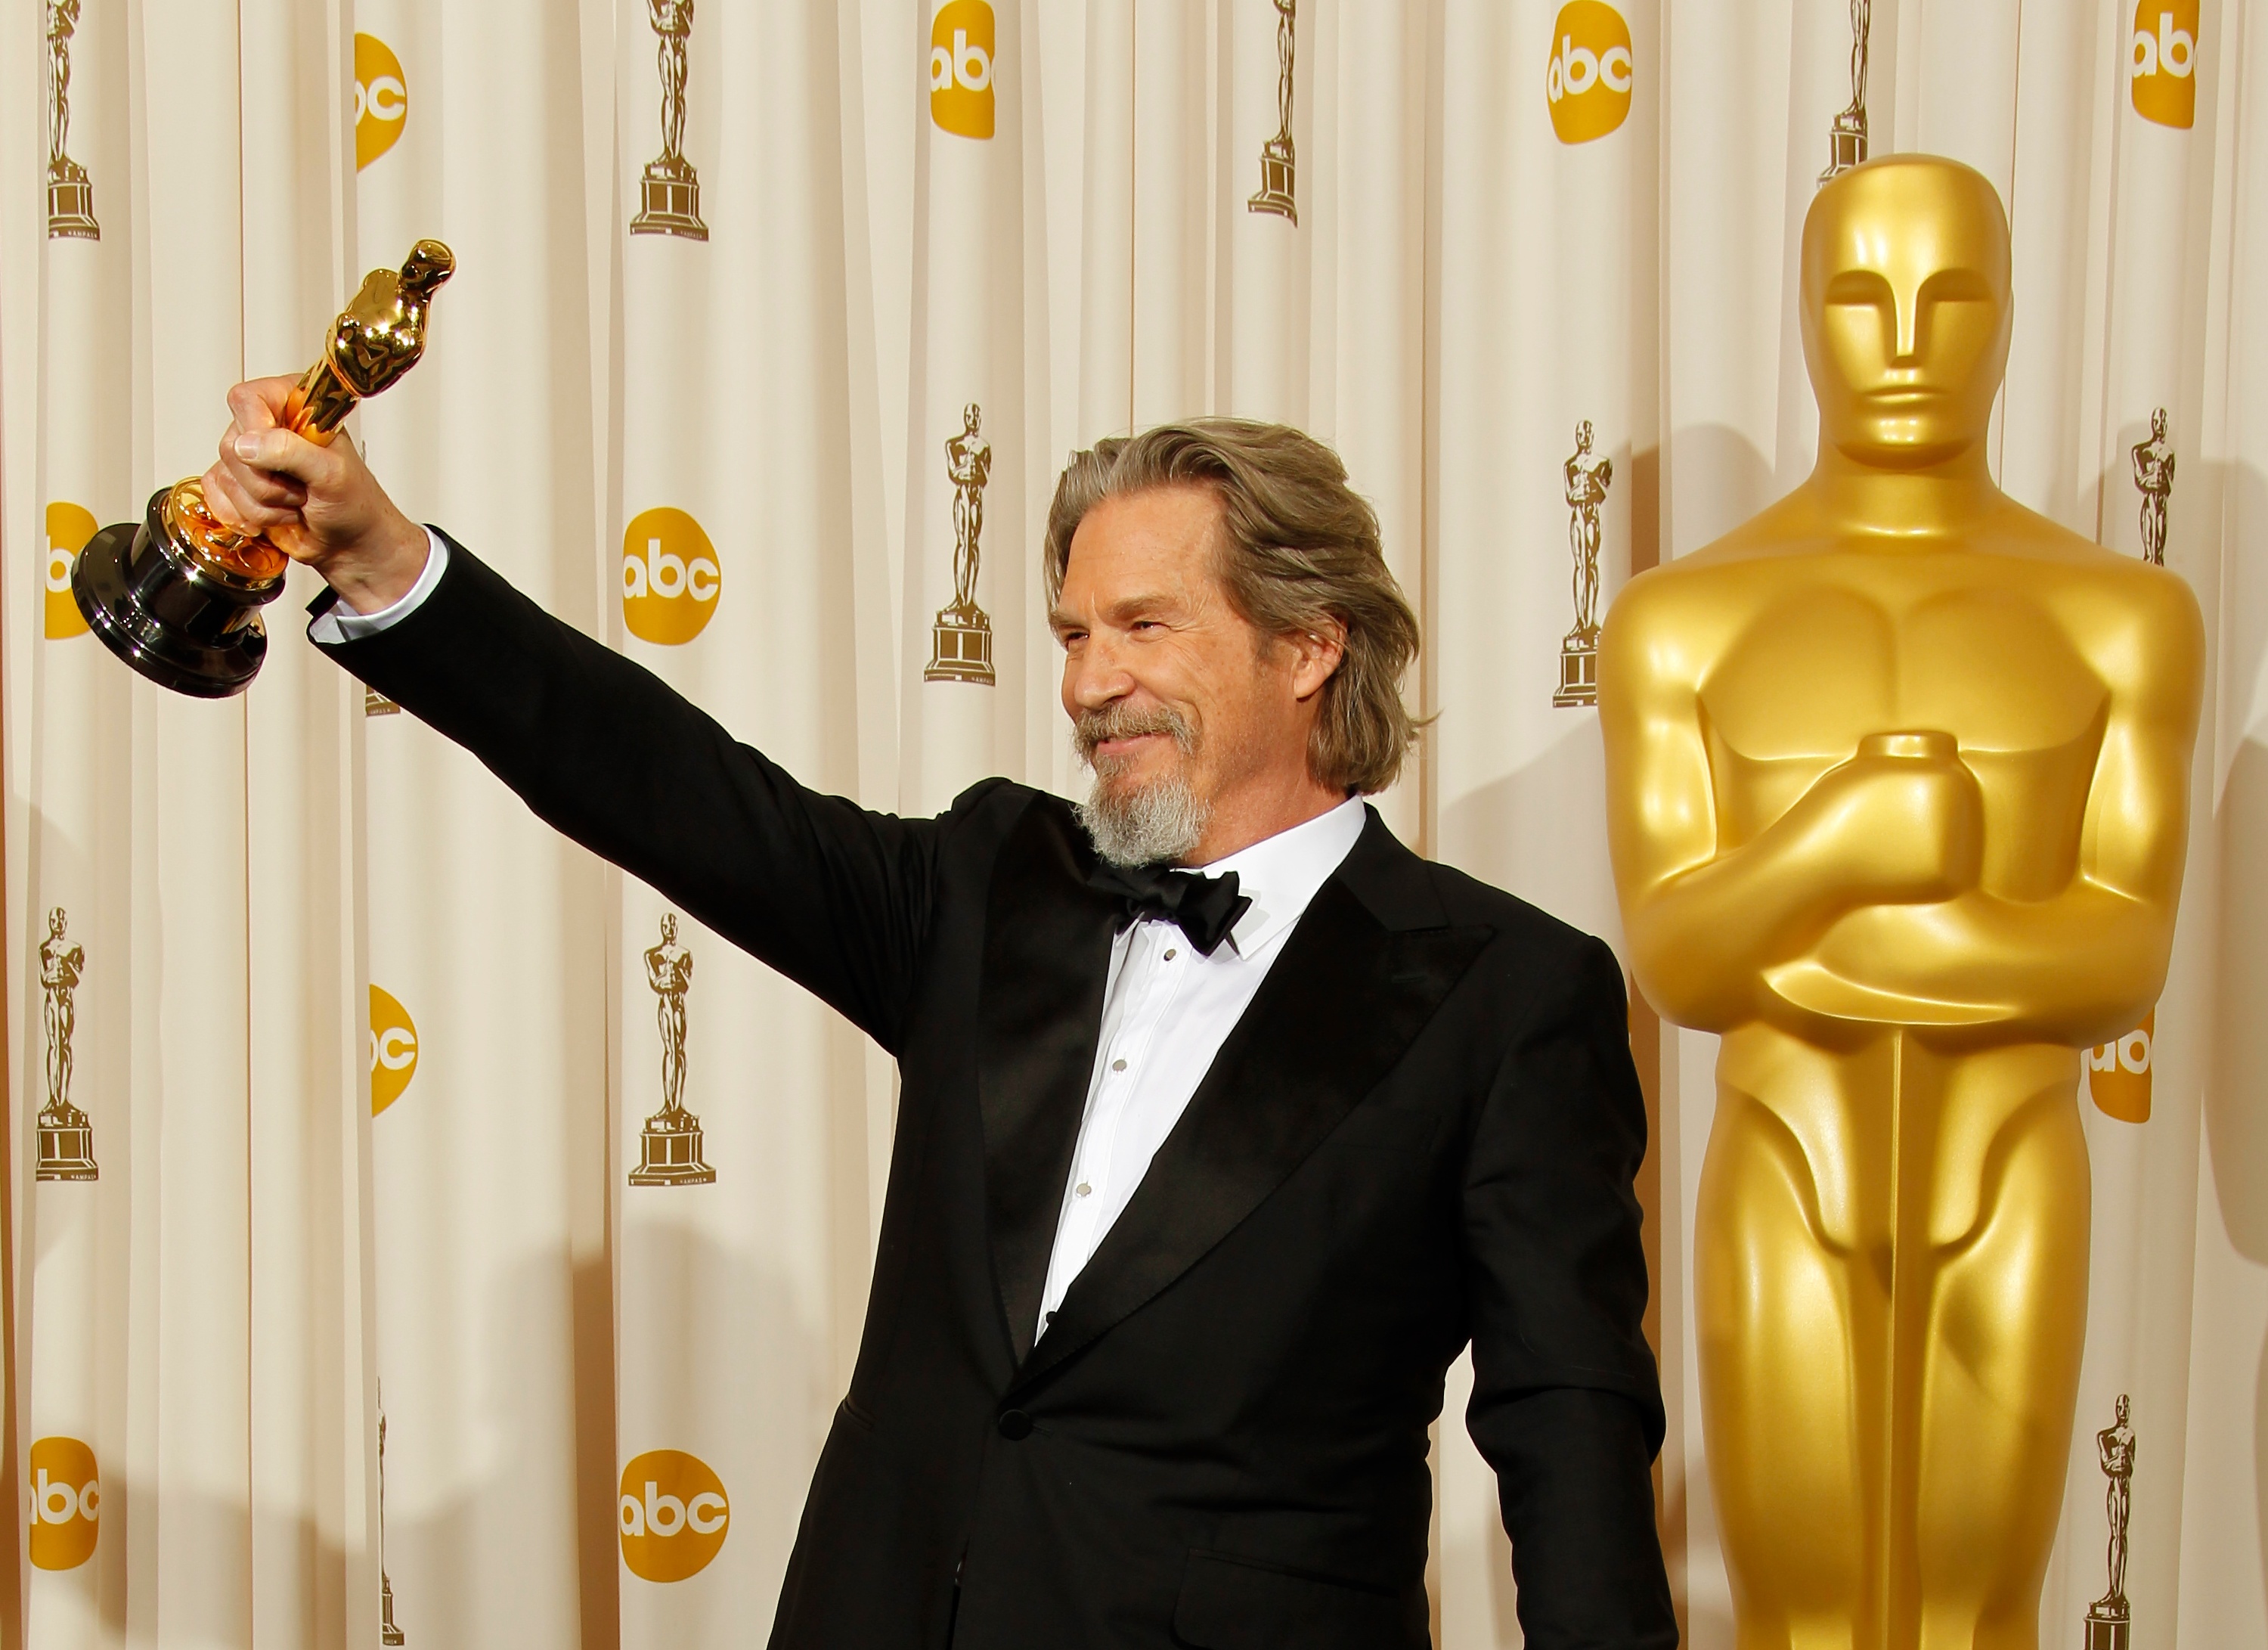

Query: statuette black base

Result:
[73,488,281,698]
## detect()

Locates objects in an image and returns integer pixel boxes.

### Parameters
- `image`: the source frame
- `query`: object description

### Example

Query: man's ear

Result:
[1285,620,1346,702]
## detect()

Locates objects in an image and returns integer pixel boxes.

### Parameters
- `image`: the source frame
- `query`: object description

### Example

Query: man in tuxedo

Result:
[207,383,1675,1650]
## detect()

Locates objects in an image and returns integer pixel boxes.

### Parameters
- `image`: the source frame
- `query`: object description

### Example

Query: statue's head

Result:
[398,240,457,306]
[1575,420,1593,454]
[660,912,678,944]
[2116,1393,2130,1425]
[47,907,64,936]
[963,403,982,434]
[1800,155,2011,470]
[2151,407,2168,441]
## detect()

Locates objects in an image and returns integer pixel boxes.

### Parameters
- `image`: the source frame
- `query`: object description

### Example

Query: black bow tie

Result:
[1085,861,1253,957]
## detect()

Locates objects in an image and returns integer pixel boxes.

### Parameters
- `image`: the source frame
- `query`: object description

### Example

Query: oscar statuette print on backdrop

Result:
[1820,0,1871,185]
[1600,157,2202,1650]
[925,402,996,684]
[1553,420,1613,709]
[2085,1396,2136,1650]
[36,908,94,1180]
[1247,0,1297,223]
[631,0,706,240]
[631,913,714,1186]
[45,1,97,238]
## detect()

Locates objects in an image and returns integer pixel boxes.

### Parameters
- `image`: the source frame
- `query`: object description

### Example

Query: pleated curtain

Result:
[2,3,2266,1647]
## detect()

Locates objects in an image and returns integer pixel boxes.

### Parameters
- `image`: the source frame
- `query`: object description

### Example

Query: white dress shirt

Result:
[305,526,451,644]
[308,538,1368,1344]
[1035,796,1366,1338]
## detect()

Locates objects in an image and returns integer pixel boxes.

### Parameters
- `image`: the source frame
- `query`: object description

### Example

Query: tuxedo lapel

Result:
[1009,817,1493,1397]
[978,801,1119,1364]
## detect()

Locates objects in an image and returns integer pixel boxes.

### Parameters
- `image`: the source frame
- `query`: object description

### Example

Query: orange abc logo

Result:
[2130,2,2199,129]
[930,1,996,140]
[28,1437,100,1571]
[355,34,408,169]
[622,507,721,645]
[2087,1007,2153,1124]
[1545,2,1634,144]
[370,985,419,1115]
[618,1450,730,1582]
[45,501,97,640]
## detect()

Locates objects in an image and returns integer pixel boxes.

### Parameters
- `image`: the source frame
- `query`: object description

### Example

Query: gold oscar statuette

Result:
[1600,156,2202,1650]
[72,240,455,697]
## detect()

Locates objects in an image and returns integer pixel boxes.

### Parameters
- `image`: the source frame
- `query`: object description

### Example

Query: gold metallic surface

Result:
[1599,157,2202,1650]
[170,240,454,581]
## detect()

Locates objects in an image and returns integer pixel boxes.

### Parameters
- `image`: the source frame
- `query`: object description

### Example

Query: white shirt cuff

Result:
[307,527,450,644]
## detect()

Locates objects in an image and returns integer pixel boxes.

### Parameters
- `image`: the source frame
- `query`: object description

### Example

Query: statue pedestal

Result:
[1553,631,1599,707]
[926,608,996,684]
[632,160,708,240]
[630,1110,714,1186]
[2084,1605,2129,1650]
[47,165,98,240]
[1248,145,1297,222]
[37,1112,98,1182]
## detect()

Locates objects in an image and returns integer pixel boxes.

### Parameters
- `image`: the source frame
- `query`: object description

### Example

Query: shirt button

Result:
[998,1409,1033,1441]
[1075,1181,1092,1197]
[1164,948,1178,960]
[1111,1058,1127,1072]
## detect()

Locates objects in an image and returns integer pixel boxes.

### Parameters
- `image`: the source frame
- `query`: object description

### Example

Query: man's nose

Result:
[1067,639,1133,709]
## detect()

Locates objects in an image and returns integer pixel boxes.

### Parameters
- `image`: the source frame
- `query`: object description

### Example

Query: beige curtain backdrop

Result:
[0,2,2263,1647]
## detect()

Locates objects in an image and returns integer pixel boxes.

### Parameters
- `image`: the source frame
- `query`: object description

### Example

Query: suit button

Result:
[996,1409,1033,1441]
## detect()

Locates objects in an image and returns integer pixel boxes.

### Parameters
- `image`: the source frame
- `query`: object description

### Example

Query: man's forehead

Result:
[1064,487,1225,577]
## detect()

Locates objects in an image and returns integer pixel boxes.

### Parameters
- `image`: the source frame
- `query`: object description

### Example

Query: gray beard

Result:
[1076,768,1212,867]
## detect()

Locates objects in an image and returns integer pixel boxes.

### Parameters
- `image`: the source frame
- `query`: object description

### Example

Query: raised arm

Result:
[203,375,976,1051]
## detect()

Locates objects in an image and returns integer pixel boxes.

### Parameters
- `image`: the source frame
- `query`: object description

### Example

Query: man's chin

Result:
[1078,767,1211,867]
[1092,755,1188,802]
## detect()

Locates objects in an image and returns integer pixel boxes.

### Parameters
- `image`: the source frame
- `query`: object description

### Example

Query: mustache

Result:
[1073,702,1198,768]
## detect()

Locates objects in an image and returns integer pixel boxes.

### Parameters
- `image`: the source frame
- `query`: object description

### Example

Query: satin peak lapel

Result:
[1011,870,1492,1394]
[978,801,1117,1364]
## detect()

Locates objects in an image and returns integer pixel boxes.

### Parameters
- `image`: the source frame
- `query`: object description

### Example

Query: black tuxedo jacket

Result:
[316,539,1675,1650]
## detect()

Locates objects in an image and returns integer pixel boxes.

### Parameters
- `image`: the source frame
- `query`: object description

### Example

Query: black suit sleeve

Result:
[1461,934,1676,1649]
[315,535,982,1053]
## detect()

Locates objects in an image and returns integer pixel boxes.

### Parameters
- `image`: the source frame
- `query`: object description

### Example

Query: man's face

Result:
[1802,160,2011,468]
[1052,487,1307,856]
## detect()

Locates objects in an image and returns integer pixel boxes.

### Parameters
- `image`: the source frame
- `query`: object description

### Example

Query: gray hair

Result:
[1043,420,1423,795]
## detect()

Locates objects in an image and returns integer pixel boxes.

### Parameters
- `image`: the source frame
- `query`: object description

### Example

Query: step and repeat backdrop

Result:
[1,2,2265,1646]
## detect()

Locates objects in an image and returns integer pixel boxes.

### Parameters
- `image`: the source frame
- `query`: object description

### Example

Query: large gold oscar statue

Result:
[1600,156,2201,1650]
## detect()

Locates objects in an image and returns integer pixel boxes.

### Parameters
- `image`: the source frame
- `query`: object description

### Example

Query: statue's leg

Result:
[1910,1053,2088,1650]
[1698,1076,1875,1650]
